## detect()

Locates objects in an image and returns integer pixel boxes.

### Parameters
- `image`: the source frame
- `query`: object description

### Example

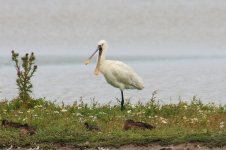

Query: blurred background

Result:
[0,0,226,104]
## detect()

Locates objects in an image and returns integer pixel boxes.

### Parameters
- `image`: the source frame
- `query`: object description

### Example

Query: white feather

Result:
[100,60,144,90]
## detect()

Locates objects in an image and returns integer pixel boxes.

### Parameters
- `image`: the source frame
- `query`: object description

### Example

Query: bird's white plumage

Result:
[96,40,144,91]
[99,60,144,90]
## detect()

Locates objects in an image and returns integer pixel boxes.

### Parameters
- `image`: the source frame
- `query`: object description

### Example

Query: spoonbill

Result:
[84,40,144,110]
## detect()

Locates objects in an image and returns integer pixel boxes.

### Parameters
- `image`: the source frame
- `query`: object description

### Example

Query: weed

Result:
[11,51,37,107]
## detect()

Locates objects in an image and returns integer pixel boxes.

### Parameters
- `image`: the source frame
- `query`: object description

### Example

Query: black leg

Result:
[121,90,125,111]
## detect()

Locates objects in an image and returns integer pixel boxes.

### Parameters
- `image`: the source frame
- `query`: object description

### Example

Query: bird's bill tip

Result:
[84,59,91,65]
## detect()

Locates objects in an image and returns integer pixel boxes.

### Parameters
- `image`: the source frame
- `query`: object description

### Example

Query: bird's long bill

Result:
[95,49,102,75]
[84,48,99,65]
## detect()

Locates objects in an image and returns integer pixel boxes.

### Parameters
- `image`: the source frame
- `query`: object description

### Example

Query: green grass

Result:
[0,97,226,149]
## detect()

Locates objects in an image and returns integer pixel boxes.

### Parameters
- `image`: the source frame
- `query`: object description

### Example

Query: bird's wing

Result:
[109,61,144,90]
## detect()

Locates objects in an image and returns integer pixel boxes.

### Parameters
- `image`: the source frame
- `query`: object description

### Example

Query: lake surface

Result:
[0,0,226,104]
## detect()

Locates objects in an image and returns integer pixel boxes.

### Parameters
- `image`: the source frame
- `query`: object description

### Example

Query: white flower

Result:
[22,117,28,121]
[131,104,136,108]
[76,113,82,117]
[199,110,203,114]
[193,118,198,121]
[183,116,187,120]
[61,108,68,112]
[34,105,43,109]
[54,111,59,114]
[93,116,97,121]
[220,121,224,128]
[136,111,145,115]
[191,118,199,123]
[127,110,131,114]
[99,112,107,115]
[159,117,168,124]
[183,105,188,110]
[78,118,83,123]
[89,115,97,121]
[98,147,109,150]
[161,120,167,124]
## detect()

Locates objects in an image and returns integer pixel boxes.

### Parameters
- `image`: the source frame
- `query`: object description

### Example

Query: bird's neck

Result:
[100,50,107,63]
[100,55,106,63]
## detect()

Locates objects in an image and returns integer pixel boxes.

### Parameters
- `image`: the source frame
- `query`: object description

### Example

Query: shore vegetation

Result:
[0,96,226,149]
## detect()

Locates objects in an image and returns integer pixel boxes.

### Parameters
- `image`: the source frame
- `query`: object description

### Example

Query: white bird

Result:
[84,40,144,110]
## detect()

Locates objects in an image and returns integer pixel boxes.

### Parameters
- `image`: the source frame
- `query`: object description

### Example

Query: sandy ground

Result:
[3,143,226,150]
[89,143,226,150]
[109,143,226,150]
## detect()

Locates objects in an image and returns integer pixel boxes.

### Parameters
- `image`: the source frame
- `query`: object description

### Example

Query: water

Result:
[0,0,226,104]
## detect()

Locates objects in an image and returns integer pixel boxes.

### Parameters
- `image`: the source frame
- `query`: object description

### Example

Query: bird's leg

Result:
[121,90,125,111]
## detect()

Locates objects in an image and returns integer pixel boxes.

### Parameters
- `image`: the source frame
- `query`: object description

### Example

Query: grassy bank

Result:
[0,97,226,149]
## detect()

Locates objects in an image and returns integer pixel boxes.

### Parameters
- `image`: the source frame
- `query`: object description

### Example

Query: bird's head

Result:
[97,40,108,51]
[84,40,108,75]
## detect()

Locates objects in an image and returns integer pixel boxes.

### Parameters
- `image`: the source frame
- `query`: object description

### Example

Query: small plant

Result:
[11,50,37,106]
